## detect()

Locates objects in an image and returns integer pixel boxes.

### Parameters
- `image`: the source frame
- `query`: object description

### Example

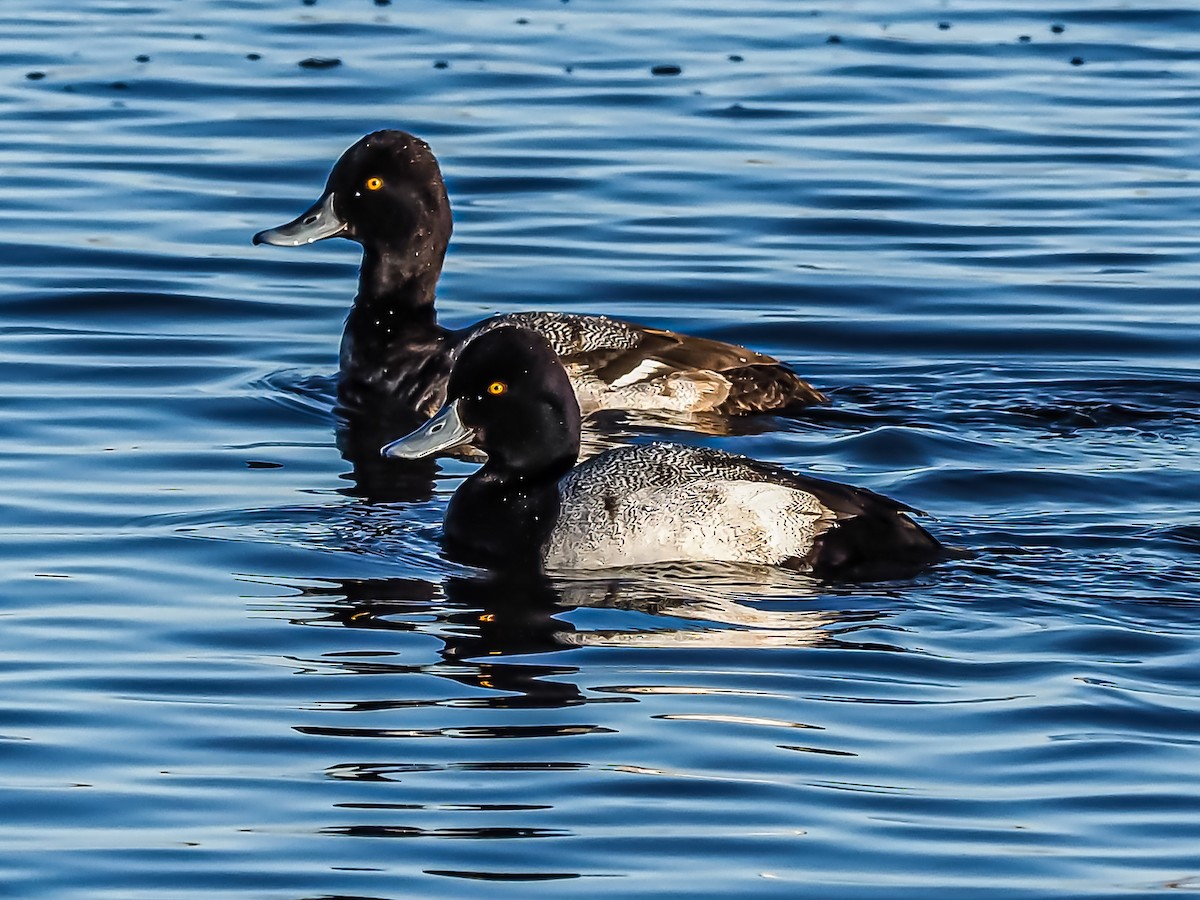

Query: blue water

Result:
[3,1,1199,896]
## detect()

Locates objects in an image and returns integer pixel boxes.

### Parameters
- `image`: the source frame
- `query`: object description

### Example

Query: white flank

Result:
[545,480,831,570]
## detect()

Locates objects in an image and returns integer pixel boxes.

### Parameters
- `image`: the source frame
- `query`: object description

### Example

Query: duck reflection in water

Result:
[309,573,582,709]
[278,568,881,713]
[270,568,897,857]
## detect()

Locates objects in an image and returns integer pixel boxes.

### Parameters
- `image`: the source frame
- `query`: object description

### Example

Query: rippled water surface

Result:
[3,1,1200,896]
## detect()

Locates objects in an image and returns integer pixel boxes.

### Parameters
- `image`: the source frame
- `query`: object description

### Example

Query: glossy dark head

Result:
[253,129,452,262]
[382,327,582,476]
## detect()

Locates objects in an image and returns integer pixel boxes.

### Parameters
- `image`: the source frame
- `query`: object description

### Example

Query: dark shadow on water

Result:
[336,418,442,505]
[253,367,444,503]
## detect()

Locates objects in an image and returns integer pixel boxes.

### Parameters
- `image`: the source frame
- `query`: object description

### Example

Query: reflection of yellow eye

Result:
[365,176,384,191]
[487,381,507,396]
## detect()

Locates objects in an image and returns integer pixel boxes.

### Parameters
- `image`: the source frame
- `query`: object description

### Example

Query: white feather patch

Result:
[608,359,671,389]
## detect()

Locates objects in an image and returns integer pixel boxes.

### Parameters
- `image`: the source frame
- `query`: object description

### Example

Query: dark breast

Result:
[338,327,462,421]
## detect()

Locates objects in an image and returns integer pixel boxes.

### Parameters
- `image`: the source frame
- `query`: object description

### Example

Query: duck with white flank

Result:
[382,327,946,579]
[254,130,826,426]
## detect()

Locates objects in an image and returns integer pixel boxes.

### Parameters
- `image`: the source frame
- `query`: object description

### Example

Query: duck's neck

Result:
[349,246,442,333]
[338,248,451,416]
[445,458,575,571]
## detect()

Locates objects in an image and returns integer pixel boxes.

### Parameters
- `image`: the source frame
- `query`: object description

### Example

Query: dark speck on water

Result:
[650,63,682,76]
[826,34,843,43]
[937,21,951,30]
[5,1,1200,898]
[298,56,341,69]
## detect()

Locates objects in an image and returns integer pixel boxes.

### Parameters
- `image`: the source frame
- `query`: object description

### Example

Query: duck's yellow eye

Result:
[487,381,507,396]
[365,176,384,191]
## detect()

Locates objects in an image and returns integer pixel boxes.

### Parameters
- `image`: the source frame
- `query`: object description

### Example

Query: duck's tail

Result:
[804,510,954,581]
[720,363,828,415]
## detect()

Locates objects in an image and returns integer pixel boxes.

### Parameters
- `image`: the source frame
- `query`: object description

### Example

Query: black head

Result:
[253,129,452,265]
[382,326,582,477]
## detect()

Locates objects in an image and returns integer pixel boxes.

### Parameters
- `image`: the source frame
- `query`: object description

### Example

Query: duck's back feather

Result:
[476,312,826,415]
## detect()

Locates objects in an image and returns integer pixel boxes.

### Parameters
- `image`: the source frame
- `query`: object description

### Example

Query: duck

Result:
[380,326,946,579]
[253,129,826,425]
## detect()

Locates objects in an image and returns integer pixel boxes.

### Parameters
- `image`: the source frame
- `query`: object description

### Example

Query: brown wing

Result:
[567,324,827,414]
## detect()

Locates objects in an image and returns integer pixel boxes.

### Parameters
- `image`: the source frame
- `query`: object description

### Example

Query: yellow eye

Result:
[487,381,507,396]
[365,176,384,191]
